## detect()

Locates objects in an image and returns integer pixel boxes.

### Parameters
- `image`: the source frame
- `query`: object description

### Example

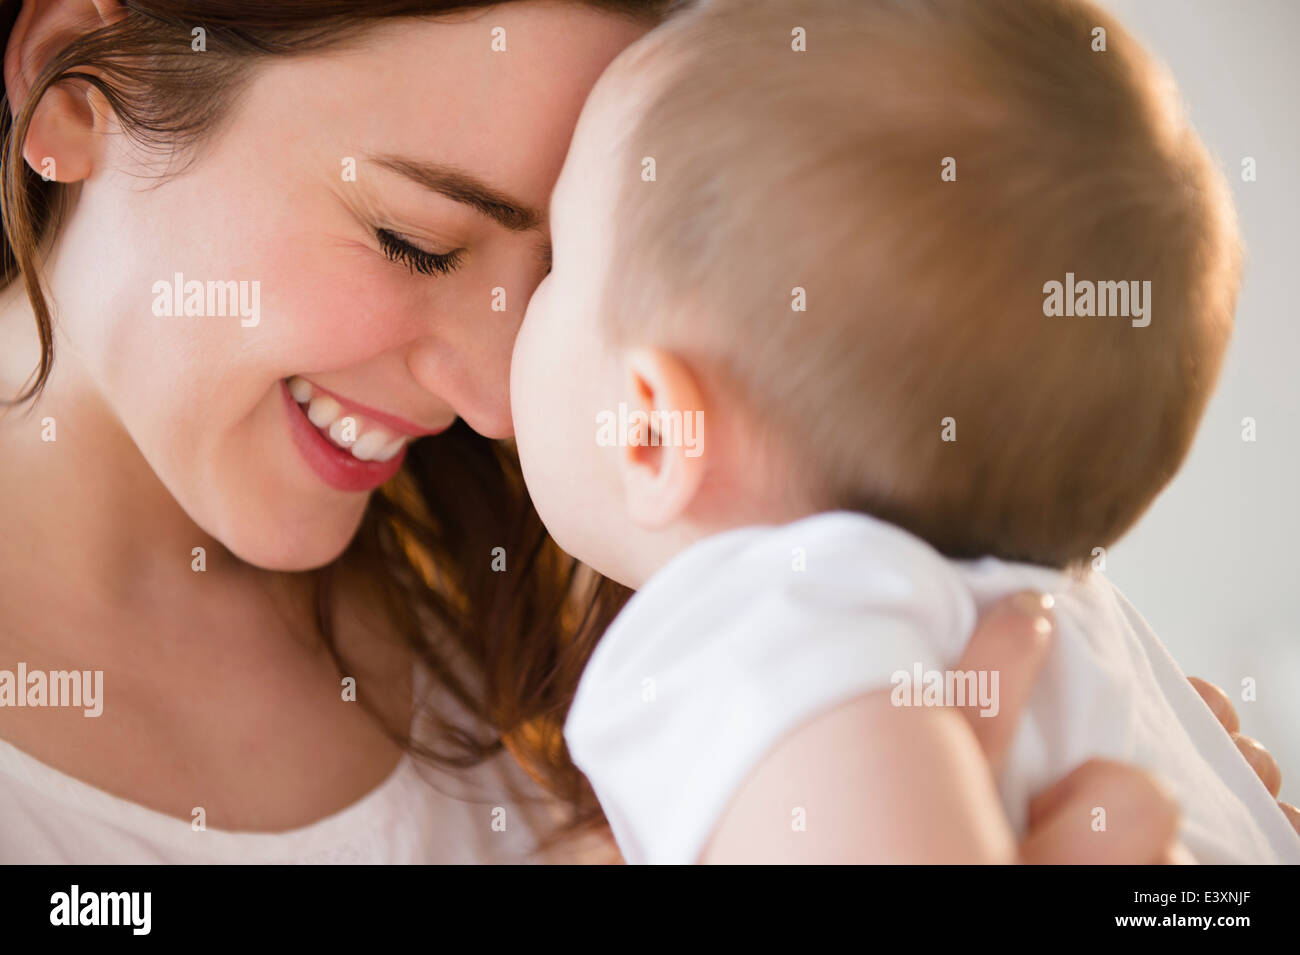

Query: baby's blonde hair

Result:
[606,0,1240,567]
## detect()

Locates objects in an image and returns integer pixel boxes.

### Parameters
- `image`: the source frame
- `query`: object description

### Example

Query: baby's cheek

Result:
[513,303,559,415]
[510,325,561,463]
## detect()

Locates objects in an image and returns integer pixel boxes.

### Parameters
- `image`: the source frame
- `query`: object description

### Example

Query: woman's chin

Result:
[210,500,369,573]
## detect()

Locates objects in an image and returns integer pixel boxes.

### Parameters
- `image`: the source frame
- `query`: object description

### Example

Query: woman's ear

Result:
[4,0,125,182]
[616,347,708,530]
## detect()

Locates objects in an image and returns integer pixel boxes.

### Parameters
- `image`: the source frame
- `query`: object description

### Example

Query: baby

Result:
[509,0,1300,863]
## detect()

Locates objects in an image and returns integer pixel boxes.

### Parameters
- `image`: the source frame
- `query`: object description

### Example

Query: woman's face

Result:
[44,5,647,570]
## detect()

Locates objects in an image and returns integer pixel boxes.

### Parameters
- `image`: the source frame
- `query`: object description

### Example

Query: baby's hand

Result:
[700,592,1271,864]
[959,592,1187,863]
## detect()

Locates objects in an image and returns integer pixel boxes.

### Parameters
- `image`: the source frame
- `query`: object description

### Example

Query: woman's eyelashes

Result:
[375,227,464,276]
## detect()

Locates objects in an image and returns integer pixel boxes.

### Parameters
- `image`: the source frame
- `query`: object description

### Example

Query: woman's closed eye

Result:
[375,227,464,276]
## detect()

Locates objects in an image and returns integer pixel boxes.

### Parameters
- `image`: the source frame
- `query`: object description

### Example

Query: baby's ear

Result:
[615,347,707,530]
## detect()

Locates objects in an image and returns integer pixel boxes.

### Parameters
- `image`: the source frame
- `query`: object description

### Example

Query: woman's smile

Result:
[0,0,662,863]
[280,377,442,493]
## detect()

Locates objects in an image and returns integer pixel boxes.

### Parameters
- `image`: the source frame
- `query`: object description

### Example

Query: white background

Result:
[1098,0,1299,804]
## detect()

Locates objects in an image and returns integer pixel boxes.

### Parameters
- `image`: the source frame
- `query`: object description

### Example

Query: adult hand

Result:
[1187,676,1300,834]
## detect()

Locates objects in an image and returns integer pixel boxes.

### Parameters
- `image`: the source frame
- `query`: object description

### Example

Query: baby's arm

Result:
[699,687,1018,863]
[699,590,1049,863]
[697,592,1191,864]
[696,673,1288,863]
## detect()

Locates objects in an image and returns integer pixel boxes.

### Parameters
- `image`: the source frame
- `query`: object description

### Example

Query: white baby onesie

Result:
[564,511,1300,864]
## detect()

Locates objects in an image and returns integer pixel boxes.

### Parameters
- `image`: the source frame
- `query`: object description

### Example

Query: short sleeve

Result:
[565,512,976,864]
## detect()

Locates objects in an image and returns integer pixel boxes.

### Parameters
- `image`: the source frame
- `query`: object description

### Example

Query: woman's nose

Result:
[404,335,515,440]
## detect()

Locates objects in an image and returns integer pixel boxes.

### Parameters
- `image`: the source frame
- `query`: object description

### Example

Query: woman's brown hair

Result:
[0,0,681,849]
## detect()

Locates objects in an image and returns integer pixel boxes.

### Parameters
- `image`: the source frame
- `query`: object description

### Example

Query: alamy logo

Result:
[151,272,261,327]
[0,663,102,717]
[50,885,151,935]
[595,402,704,458]
[1042,272,1151,327]
[890,663,1000,717]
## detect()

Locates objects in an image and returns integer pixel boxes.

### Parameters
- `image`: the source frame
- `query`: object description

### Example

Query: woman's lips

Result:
[289,376,408,462]
[280,380,408,493]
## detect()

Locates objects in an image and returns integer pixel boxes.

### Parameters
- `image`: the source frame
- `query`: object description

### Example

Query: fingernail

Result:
[1010,590,1056,640]
[1011,590,1056,617]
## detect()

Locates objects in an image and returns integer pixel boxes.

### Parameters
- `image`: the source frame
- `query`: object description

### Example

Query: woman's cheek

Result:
[260,254,417,372]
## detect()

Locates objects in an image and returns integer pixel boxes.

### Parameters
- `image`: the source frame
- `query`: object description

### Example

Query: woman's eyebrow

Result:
[368,154,544,233]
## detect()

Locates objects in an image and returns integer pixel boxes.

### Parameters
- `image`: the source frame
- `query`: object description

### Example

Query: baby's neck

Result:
[622,486,823,591]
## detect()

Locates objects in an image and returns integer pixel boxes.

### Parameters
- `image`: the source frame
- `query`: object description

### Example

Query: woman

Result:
[0,0,1287,862]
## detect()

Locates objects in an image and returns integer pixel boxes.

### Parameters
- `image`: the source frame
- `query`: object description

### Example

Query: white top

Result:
[565,511,1300,865]
[0,667,561,863]
[0,743,553,863]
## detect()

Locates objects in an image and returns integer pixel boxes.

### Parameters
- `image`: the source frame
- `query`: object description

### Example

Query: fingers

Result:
[1232,733,1282,797]
[1021,758,1180,865]
[1187,677,1240,735]
[957,591,1055,773]
[1187,677,1287,802]
[1279,802,1300,837]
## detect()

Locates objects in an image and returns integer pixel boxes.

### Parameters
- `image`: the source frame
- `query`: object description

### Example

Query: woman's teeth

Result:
[288,376,313,404]
[286,376,407,462]
[306,395,341,428]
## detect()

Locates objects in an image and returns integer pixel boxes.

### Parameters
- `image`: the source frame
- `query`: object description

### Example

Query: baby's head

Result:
[511,0,1240,588]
